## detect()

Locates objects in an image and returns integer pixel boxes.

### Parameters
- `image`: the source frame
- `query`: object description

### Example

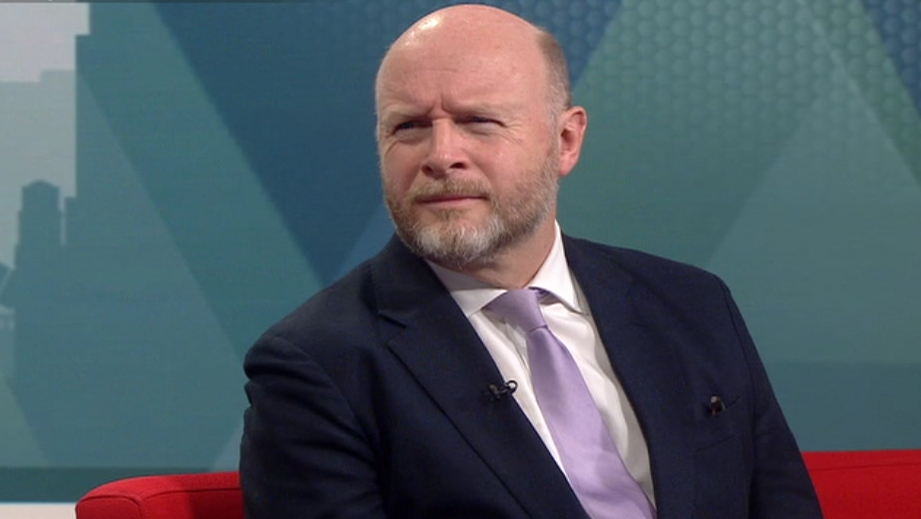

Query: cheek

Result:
[381,150,420,196]
[474,149,525,184]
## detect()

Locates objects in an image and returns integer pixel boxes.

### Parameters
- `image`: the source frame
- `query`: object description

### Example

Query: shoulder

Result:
[563,235,724,291]
[261,239,404,349]
[272,261,376,339]
[561,235,740,329]
[247,236,438,360]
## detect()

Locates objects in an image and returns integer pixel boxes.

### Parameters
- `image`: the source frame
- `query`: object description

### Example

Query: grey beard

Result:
[396,210,509,269]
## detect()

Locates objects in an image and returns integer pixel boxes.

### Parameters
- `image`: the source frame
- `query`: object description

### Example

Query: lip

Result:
[417,194,486,208]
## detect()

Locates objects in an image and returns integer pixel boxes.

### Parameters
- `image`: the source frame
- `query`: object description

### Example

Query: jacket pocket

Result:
[691,395,751,517]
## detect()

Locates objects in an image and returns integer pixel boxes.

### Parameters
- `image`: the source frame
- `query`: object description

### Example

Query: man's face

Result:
[376,31,562,269]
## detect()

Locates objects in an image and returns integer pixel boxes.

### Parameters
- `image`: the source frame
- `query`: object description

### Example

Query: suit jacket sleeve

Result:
[719,279,823,519]
[241,331,386,519]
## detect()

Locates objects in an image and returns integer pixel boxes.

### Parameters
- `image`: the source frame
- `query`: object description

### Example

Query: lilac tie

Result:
[488,289,655,519]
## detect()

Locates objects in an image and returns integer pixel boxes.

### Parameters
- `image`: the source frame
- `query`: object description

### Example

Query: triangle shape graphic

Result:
[79,2,325,357]
[707,64,921,363]
[8,59,246,467]
[564,0,832,265]
[211,419,243,471]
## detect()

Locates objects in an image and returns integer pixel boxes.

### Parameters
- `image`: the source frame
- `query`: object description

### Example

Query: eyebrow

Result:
[378,107,422,125]
[379,101,517,124]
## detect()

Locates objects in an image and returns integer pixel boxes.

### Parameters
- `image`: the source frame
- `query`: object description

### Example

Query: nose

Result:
[421,121,467,177]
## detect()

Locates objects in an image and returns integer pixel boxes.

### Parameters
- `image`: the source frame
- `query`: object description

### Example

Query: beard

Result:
[383,152,560,270]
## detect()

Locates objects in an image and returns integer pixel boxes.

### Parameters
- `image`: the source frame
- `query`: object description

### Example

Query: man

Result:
[240,4,823,518]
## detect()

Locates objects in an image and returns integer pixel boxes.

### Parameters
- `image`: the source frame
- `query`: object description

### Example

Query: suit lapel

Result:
[371,238,588,519]
[564,236,696,519]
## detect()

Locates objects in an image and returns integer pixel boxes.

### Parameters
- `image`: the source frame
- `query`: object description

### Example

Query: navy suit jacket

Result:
[241,235,822,518]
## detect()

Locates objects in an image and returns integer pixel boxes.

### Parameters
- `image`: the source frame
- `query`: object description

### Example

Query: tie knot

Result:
[487,288,547,332]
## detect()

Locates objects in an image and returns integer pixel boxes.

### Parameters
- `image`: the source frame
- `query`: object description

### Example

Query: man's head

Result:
[375,5,587,277]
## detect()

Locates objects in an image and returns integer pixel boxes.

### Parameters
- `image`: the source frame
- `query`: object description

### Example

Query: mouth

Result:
[419,193,483,202]
[419,198,484,211]
[409,179,492,211]
[416,192,488,209]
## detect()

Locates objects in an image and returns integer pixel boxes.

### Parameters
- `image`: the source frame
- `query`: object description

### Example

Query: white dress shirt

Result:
[428,223,656,504]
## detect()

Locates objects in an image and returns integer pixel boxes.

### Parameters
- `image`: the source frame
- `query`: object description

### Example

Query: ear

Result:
[556,105,588,178]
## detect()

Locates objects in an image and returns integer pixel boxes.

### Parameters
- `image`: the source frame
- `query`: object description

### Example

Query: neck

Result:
[450,221,557,289]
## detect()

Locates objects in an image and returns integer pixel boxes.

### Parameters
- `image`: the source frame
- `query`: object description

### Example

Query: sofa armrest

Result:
[804,449,921,519]
[75,472,242,519]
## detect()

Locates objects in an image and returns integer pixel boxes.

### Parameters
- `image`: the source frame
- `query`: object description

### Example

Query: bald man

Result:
[240,5,823,519]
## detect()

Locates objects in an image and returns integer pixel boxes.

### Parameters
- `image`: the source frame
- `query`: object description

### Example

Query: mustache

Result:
[409,180,491,200]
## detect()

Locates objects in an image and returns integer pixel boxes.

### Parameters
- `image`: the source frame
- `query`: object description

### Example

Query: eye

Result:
[467,116,498,125]
[393,120,428,133]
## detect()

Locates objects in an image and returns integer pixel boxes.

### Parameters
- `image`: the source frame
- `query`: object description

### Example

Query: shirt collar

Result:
[428,222,587,317]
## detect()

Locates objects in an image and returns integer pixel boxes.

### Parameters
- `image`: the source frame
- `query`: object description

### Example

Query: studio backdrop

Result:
[1,0,919,502]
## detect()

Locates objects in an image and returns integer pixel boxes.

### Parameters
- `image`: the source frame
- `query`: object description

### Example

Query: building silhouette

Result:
[0,262,11,378]
[1,5,248,467]
[0,305,12,379]
[1,182,65,384]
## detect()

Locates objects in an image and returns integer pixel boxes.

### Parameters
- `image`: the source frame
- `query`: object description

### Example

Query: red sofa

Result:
[803,450,921,518]
[75,471,243,519]
[75,450,921,519]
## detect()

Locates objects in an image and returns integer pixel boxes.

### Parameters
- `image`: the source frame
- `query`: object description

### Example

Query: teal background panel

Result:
[0,0,918,502]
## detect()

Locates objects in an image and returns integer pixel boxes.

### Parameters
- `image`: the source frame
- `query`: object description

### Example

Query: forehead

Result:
[376,36,549,114]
